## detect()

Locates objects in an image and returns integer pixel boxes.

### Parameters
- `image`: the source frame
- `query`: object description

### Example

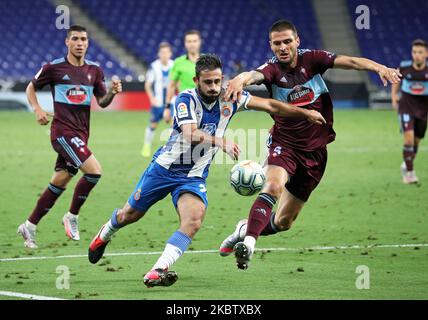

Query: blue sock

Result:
[167,230,192,253]
[110,209,124,229]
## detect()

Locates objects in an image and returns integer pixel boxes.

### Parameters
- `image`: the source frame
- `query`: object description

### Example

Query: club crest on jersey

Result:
[221,105,232,117]
[66,86,88,104]
[177,103,189,118]
[287,85,315,107]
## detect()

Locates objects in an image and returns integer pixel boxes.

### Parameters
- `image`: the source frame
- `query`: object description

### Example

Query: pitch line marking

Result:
[0,290,65,300]
[0,243,426,262]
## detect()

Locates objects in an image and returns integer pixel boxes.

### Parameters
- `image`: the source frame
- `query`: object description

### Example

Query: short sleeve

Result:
[93,68,107,98]
[174,93,197,127]
[311,50,337,75]
[169,60,180,82]
[255,62,277,85]
[31,64,53,90]
[237,90,252,112]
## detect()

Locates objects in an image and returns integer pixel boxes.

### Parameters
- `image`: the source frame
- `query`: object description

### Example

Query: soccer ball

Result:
[230,160,266,196]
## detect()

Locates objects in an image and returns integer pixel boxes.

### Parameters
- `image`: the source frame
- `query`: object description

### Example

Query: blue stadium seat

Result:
[347,0,428,86]
[0,0,135,81]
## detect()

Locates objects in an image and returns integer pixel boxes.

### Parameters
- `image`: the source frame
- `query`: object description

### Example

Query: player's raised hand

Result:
[306,110,326,125]
[225,77,244,102]
[111,78,122,94]
[222,139,241,160]
[35,108,53,126]
[378,66,402,87]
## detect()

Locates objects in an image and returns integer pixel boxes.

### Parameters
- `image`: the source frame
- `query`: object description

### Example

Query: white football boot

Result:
[401,162,419,184]
[219,219,247,256]
[62,212,80,240]
[17,221,38,249]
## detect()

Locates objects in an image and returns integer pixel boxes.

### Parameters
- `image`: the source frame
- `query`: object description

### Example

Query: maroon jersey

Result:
[256,49,337,151]
[32,57,107,142]
[398,60,428,120]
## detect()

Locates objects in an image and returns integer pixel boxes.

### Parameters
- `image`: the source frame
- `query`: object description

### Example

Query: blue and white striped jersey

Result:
[153,88,251,179]
[146,59,174,107]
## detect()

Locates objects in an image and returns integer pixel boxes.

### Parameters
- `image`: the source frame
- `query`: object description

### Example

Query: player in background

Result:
[17,25,122,249]
[220,20,402,270]
[141,42,174,157]
[163,30,202,123]
[391,39,428,184]
[88,54,325,287]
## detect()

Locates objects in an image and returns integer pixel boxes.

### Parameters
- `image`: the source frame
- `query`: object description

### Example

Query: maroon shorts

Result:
[265,142,327,202]
[51,136,92,176]
[398,113,427,138]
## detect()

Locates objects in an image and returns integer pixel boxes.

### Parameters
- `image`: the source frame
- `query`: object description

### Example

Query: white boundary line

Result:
[0,243,426,262]
[0,290,65,300]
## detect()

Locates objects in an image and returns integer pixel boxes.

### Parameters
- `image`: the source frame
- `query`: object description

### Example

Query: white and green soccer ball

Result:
[230,160,266,196]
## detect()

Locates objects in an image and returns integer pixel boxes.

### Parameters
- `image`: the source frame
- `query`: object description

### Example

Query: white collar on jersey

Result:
[196,89,222,111]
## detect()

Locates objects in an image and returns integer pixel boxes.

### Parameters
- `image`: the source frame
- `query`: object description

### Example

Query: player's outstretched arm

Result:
[224,71,265,102]
[144,79,158,107]
[97,79,122,108]
[26,82,53,125]
[181,123,240,160]
[165,80,178,108]
[333,55,402,87]
[246,96,326,125]
[391,82,400,110]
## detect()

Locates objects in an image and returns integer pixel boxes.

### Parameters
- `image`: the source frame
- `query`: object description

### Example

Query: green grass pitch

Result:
[0,109,427,300]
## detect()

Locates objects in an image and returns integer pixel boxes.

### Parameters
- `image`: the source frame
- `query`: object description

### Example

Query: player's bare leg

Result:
[234,165,288,269]
[63,155,102,240]
[401,130,419,184]
[142,121,158,157]
[271,189,305,231]
[144,193,206,287]
[88,202,146,264]
[18,170,72,249]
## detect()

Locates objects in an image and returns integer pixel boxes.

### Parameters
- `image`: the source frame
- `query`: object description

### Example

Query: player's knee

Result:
[263,181,283,199]
[83,173,102,185]
[276,219,292,231]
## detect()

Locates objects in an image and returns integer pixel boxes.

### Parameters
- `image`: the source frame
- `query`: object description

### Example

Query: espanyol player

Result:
[88,54,325,287]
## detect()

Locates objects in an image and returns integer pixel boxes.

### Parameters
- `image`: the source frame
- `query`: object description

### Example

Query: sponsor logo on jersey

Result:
[201,123,217,135]
[66,86,88,104]
[287,85,315,107]
[409,82,426,95]
[280,76,288,83]
[62,74,71,81]
[177,103,189,118]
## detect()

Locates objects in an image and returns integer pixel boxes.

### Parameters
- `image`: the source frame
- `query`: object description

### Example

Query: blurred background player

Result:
[220,20,401,270]
[391,39,428,184]
[141,42,174,157]
[88,54,325,287]
[17,25,122,249]
[163,29,202,123]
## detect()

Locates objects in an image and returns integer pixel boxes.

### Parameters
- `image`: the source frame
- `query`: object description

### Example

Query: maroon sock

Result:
[260,211,279,236]
[69,174,101,215]
[28,183,65,225]
[403,145,415,171]
[246,193,276,240]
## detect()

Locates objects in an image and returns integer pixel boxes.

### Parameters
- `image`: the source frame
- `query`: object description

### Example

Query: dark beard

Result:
[197,87,220,104]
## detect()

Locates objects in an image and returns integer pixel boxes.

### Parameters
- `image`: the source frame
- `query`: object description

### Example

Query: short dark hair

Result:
[158,41,172,51]
[195,54,222,78]
[67,25,88,38]
[412,39,428,49]
[184,29,202,40]
[269,20,298,38]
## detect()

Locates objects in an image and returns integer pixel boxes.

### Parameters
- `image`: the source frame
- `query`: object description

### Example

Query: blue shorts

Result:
[150,106,164,123]
[150,104,175,123]
[128,162,208,212]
